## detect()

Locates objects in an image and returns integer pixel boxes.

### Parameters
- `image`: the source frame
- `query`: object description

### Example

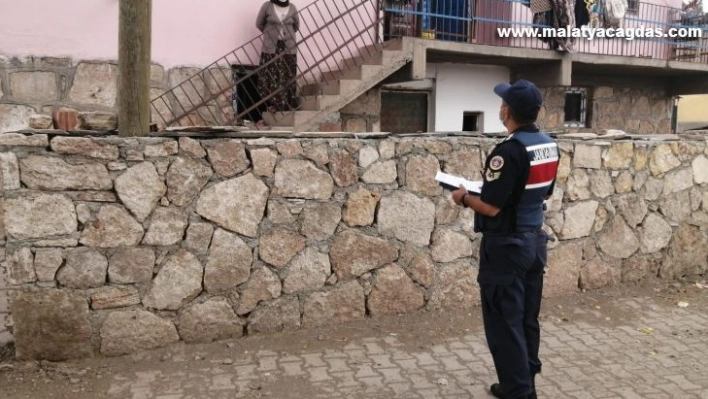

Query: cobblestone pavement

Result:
[2,286,708,399]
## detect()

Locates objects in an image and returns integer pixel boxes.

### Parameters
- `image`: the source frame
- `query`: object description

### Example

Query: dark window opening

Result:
[462,111,483,132]
[564,88,587,127]
[627,0,638,13]
[231,64,264,124]
[381,90,429,134]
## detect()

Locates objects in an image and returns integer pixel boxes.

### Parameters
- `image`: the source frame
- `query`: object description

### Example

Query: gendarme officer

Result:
[452,79,559,399]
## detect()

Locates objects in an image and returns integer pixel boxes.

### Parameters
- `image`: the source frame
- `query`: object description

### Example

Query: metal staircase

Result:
[150,0,413,133]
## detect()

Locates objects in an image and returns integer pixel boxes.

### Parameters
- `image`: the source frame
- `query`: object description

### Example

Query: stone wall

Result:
[1,131,707,360]
[539,84,673,134]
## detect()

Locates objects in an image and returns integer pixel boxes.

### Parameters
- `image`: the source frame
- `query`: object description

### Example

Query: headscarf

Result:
[270,0,290,7]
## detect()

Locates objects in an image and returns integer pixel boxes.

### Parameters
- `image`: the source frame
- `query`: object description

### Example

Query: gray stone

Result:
[166,157,213,207]
[638,213,673,254]
[141,207,189,246]
[267,201,296,224]
[379,140,395,160]
[178,137,206,158]
[602,142,633,169]
[236,267,282,315]
[50,136,119,160]
[614,171,633,194]
[183,223,214,256]
[259,228,305,268]
[107,161,127,171]
[0,132,48,147]
[597,217,639,259]
[276,140,303,157]
[444,148,483,180]
[621,256,655,283]
[205,140,250,177]
[329,149,358,187]
[115,162,166,221]
[436,196,460,225]
[430,229,473,263]
[406,154,442,196]
[691,187,702,212]
[80,205,144,248]
[633,170,649,192]
[560,201,598,239]
[0,152,20,190]
[573,144,602,169]
[663,168,694,195]
[34,248,63,282]
[580,258,617,290]
[4,193,77,240]
[20,155,112,191]
[427,261,479,311]
[250,148,277,177]
[204,228,253,294]
[665,224,708,278]
[108,248,155,284]
[659,190,692,224]
[644,177,664,201]
[176,298,244,343]
[303,280,365,327]
[368,264,424,316]
[377,191,435,246]
[196,174,269,237]
[7,247,35,285]
[692,155,708,184]
[77,112,117,131]
[9,71,57,102]
[300,203,341,241]
[544,241,583,297]
[359,146,379,168]
[144,141,178,157]
[58,248,108,289]
[649,144,680,176]
[100,309,179,357]
[274,159,334,199]
[588,170,614,198]
[0,105,33,133]
[12,290,92,361]
[90,286,140,310]
[361,160,397,184]
[330,230,398,280]
[343,187,380,227]
[247,297,301,334]
[68,62,118,107]
[408,253,435,288]
[565,169,591,201]
[303,143,329,166]
[283,247,331,294]
[143,249,203,311]
[614,194,648,227]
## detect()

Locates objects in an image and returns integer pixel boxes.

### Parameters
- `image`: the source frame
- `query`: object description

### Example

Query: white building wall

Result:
[426,63,510,133]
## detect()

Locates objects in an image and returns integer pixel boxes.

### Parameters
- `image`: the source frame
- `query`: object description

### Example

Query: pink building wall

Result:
[0,0,312,69]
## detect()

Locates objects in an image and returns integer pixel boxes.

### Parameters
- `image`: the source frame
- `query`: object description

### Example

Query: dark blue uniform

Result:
[474,124,559,399]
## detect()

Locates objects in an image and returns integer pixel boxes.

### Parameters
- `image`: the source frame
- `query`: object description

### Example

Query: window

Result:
[563,88,587,127]
[627,0,638,14]
[462,111,484,132]
[381,90,429,133]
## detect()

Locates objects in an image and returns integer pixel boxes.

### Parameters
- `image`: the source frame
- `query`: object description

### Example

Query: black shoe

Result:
[490,383,505,399]
[490,383,537,399]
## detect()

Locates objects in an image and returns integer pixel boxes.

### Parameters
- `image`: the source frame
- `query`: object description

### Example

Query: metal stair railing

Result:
[150,0,384,130]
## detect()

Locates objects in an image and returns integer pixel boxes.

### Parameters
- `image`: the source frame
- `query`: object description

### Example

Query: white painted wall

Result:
[426,63,510,133]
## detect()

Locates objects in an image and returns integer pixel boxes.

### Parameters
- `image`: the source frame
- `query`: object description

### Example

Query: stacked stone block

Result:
[0,132,706,361]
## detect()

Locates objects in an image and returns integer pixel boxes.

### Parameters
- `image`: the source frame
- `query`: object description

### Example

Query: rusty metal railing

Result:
[383,0,707,62]
[151,0,383,129]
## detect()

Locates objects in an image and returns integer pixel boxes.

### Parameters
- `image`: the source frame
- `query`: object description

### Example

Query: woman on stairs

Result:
[256,0,300,115]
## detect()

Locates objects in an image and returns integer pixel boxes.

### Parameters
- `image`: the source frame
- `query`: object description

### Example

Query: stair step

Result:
[300,95,340,111]
[321,64,382,82]
[262,110,319,127]
[338,49,403,70]
[321,79,362,96]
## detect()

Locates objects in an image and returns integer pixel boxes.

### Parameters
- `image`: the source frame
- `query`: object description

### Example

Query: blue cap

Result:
[493,79,543,122]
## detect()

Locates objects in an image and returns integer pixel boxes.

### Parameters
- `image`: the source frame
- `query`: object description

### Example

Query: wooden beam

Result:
[118,0,152,137]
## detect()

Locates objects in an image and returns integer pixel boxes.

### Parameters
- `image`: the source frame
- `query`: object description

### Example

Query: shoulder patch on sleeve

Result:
[489,155,504,171]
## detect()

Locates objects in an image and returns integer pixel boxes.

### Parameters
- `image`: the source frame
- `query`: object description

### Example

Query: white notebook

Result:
[435,171,483,194]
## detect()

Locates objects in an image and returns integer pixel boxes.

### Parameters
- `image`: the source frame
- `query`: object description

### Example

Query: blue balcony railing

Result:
[381,0,708,63]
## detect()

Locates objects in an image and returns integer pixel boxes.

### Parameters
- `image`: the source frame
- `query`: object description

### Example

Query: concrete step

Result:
[300,95,340,111]
[320,79,362,96]
[262,110,319,127]
[321,64,383,82]
[337,49,404,70]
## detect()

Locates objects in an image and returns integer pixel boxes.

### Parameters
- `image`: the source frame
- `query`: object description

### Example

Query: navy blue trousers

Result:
[478,230,548,399]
